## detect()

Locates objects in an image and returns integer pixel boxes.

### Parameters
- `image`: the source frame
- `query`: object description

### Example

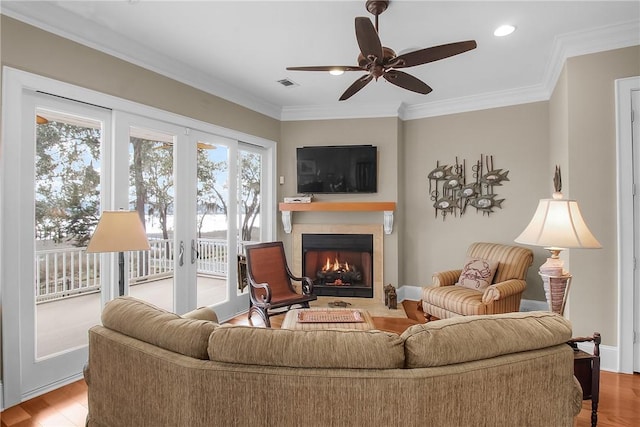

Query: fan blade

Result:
[383,70,432,94]
[339,74,374,101]
[286,66,363,72]
[392,40,477,68]
[355,17,383,62]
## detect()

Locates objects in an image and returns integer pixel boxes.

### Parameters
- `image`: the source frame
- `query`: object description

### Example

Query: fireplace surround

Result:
[292,224,384,302]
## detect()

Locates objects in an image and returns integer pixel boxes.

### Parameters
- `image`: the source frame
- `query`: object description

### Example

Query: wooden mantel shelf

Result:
[278,202,396,234]
[278,201,395,212]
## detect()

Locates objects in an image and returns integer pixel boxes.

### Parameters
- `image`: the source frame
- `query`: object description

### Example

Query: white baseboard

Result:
[397,285,423,302]
[576,342,617,372]
[21,372,84,404]
[520,299,549,311]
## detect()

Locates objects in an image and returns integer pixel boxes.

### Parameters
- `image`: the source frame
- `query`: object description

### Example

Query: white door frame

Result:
[616,76,640,374]
[1,66,277,408]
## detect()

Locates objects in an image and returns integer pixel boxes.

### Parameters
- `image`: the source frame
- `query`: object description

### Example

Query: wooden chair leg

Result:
[248,306,271,327]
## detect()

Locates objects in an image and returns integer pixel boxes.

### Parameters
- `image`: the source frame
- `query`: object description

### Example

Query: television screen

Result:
[296,145,377,194]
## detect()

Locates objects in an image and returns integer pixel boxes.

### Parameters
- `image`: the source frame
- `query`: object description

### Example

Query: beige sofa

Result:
[85,297,582,427]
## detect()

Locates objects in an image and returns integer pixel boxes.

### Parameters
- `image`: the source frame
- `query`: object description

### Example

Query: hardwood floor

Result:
[2,301,638,427]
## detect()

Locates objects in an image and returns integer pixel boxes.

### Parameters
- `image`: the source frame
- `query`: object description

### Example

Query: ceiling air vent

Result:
[277,78,299,88]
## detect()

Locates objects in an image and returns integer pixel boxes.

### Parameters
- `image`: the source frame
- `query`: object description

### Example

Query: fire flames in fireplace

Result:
[317,256,362,286]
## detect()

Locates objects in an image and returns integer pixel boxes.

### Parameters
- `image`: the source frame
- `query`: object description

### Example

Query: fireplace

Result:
[302,233,373,298]
[292,224,384,303]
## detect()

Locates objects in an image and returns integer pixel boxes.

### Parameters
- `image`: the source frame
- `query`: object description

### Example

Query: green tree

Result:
[238,151,261,242]
[195,149,261,242]
[129,138,173,243]
[35,120,101,246]
[196,149,226,238]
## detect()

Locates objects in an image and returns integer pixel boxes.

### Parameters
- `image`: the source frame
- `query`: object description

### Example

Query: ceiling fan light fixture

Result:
[286,0,477,100]
[494,24,516,37]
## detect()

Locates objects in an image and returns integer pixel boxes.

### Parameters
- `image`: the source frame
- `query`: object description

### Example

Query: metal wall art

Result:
[428,154,509,219]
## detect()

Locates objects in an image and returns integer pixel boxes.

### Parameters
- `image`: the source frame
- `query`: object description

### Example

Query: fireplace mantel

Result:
[278,202,396,235]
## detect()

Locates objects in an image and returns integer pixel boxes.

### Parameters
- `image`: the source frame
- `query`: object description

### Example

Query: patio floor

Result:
[36,276,227,358]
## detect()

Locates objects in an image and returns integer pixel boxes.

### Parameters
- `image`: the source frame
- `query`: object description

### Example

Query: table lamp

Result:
[515,166,601,315]
[86,210,151,296]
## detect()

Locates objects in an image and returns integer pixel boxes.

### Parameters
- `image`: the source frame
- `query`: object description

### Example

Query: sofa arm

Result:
[432,270,462,287]
[83,362,90,386]
[182,306,219,323]
[482,279,526,303]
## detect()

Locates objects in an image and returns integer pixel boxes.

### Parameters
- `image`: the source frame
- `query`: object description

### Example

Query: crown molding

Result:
[542,19,640,101]
[399,85,550,120]
[280,102,402,121]
[397,19,640,121]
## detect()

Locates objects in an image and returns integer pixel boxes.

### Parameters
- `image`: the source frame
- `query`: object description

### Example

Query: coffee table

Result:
[282,308,375,331]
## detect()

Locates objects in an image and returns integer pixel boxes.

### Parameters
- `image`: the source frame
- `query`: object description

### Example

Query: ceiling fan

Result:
[286,0,477,101]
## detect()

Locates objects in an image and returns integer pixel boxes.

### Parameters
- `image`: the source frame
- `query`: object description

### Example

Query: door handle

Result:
[191,239,199,264]
[179,241,184,266]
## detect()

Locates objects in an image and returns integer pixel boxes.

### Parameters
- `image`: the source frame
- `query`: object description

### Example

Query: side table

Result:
[568,332,601,427]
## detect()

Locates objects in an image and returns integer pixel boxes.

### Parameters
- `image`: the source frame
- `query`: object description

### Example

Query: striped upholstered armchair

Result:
[421,242,533,321]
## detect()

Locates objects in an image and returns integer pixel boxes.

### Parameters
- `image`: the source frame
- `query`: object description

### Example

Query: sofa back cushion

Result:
[401,311,572,368]
[101,296,218,360]
[208,326,405,369]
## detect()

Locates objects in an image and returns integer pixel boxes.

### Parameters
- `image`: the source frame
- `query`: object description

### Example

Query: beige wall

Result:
[278,118,401,285]
[402,102,550,302]
[561,46,640,343]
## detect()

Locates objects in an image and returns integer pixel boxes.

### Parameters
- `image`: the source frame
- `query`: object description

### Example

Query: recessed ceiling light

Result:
[494,24,516,37]
[329,69,344,76]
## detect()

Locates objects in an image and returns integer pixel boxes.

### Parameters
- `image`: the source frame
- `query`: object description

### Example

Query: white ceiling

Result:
[2,1,639,121]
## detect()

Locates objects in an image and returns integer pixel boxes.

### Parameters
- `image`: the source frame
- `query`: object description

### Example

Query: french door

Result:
[4,91,113,401]
[114,112,183,312]
[2,68,275,407]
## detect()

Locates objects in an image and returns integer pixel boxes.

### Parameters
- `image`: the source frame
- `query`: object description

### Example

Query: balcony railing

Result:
[35,238,248,303]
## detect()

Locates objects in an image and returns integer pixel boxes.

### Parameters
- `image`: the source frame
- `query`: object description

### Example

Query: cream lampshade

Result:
[87,210,150,296]
[515,167,601,315]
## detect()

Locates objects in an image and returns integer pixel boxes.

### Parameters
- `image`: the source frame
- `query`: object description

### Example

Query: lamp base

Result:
[539,252,565,276]
[539,271,572,315]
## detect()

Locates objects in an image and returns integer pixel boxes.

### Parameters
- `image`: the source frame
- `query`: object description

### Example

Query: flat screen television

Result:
[296,145,377,194]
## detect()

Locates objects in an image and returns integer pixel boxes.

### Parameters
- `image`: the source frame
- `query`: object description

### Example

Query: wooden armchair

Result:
[245,241,317,327]
[422,242,533,321]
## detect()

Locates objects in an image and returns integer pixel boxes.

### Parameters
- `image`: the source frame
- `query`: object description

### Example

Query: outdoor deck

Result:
[36,276,227,358]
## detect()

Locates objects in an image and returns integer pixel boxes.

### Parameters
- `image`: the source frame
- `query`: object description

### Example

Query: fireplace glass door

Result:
[302,234,373,298]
